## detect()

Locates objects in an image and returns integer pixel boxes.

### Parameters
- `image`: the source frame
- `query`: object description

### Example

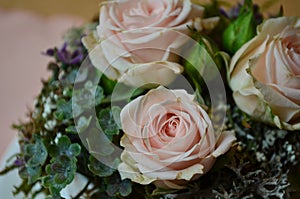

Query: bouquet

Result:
[1,0,300,198]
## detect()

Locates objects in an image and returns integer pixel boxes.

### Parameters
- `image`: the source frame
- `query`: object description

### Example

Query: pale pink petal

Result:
[211,131,236,157]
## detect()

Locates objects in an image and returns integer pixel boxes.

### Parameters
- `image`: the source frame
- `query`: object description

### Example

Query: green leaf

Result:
[106,184,119,197]
[74,116,92,134]
[42,135,81,197]
[42,155,77,198]
[72,82,104,117]
[19,166,41,185]
[98,107,121,136]
[119,179,132,197]
[49,135,81,158]
[57,136,71,154]
[65,125,77,134]
[183,34,220,98]
[222,0,257,54]
[86,128,114,156]
[88,156,114,177]
[25,135,48,167]
[61,69,79,85]
[106,178,132,197]
[68,144,81,156]
[54,99,73,121]
[100,73,117,95]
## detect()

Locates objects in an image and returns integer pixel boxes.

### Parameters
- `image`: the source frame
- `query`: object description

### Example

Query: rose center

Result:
[162,114,180,137]
[283,34,300,54]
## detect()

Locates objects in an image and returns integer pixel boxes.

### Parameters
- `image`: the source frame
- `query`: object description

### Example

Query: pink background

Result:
[0,9,83,159]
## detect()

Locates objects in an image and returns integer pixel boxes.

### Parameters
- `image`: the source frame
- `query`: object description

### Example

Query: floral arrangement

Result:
[1,0,300,198]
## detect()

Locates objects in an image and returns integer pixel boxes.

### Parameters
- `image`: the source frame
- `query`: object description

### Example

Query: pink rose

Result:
[228,17,300,130]
[82,0,219,87]
[118,86,236,189]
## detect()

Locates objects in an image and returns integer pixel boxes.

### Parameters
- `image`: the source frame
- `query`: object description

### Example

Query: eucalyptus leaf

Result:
[25,135,48,167]
[54,99,73,121]
[119,179,132,197]
[42,155,77,198]
[72,82,104,117]
[98,107,121,136]
[76,116,92,133]
[88,156,115,177]
[19,166,41,185]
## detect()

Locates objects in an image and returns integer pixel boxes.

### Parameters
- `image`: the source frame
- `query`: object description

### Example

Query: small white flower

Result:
[42,97,56,118]
[54,132,62,144]
[44,120,57,131]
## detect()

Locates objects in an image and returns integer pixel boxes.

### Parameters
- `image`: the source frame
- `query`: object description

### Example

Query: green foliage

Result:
[19,165,41,185]
[48,135,81,158]
[100,73,117,95]
[106,178,132,197]
[98,106,121,136]
[65,116,92,134]
[54,99,73,121]
[42,136,81,198]
[25,135,47,166]
[222,0,257,54]
[43,155,76,198]
[88,155,115,177]
[86,127,115,156]
[18,135,48,184]
[72,81,104,117]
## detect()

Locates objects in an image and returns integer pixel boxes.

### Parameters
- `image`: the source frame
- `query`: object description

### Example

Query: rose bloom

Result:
[82,0,218,87]
[228,17,300,130]
[118,86,236,189]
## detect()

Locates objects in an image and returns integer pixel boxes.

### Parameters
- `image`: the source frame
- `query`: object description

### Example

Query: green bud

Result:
[222,1,257,54]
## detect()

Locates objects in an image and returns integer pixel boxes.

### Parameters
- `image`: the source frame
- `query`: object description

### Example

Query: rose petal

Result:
[211,131,236,157]
[119,61,183,87]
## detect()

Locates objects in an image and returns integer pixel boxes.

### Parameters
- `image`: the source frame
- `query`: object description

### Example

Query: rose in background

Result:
[118,86,236,189]
[228,16,300,130]
[82,0,218,87]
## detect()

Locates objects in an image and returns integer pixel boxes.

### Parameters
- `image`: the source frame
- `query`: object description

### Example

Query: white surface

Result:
[0,137,23,198]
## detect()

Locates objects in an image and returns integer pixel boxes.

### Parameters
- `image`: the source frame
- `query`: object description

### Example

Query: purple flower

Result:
[14,158,25,166]
[220,2,263,24]
[44,48,55,56]
[57,42,84,65]
[220,3,242,19]
[43,42,84,65]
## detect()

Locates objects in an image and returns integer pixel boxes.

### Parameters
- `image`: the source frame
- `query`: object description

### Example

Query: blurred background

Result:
[0,0,299,158]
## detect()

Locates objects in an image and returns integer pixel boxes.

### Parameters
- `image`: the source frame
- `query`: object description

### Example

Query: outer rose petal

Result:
[212,131,236,157]
[228,17,300,130]
[118,150,156,185]
[119,61,184,87]
[82,32,120,80]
